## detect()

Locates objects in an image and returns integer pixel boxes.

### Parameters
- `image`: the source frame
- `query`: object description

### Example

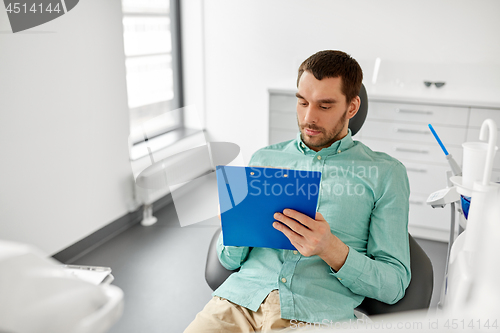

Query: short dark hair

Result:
[297,50,363,103]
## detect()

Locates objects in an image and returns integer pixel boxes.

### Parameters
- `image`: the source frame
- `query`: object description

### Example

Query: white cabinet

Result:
[361,101,468,241]
[268,89,500,242]
[367,102,469,126]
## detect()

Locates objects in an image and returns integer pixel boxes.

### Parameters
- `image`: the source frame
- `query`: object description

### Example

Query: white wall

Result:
[201,0,500,163]
[181,0,206,129]
[0,0,133,255]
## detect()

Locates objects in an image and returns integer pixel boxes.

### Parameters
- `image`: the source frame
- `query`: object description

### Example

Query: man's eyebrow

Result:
[317,98,336,104]
[295,93,337,104]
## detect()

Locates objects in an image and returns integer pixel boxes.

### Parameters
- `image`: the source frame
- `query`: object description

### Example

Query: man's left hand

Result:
[273,209,349,272]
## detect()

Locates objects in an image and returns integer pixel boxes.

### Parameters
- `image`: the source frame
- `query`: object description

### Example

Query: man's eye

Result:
[320,106,331,110]
[299,102,308,106]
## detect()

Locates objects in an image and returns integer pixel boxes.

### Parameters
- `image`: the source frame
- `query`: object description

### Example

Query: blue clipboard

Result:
[216,166,321,250]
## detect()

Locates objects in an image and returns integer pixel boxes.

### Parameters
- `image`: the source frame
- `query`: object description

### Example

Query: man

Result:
[185,50,411,332]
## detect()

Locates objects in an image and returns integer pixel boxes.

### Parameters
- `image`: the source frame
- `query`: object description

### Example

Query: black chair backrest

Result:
[205,228,235,291]
[355,234,434,315]
[205,229,434,315]
[349,83,368,136]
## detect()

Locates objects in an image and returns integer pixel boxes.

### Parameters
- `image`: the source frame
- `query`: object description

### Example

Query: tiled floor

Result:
[71,202,448,333]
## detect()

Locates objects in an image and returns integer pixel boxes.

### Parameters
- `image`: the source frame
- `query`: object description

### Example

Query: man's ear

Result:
[347,96,360,120]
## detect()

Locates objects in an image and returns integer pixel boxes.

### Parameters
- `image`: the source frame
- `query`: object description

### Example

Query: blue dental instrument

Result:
[428,124,462,176]
[428,124,449,155]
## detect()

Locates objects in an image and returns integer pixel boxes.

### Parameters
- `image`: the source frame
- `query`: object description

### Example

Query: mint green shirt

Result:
[213,130,411,323]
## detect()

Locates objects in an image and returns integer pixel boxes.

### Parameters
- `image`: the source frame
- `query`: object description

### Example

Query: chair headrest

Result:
[348,83,368,136]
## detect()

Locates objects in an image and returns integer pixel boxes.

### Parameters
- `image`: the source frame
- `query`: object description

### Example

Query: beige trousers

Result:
[184,290,307,333]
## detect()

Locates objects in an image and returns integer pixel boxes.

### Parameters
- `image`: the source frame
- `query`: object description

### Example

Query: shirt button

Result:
[317,156,322,160]
[281,277,287,283]
[337,277,342,281]
[293,250,298,255]
[338,150,341,153]
[301,143,305,148]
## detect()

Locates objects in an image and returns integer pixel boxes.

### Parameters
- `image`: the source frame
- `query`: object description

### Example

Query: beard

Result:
[298,109,348,150]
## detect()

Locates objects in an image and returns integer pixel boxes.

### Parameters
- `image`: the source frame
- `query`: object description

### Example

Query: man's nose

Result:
[303,106,318,124]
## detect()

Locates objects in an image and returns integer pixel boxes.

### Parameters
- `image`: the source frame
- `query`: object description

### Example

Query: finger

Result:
[274,212,310,236]
[273,222,307,254]
[273,221,304,244]
[282,209,315,229]
[315,212,325,221]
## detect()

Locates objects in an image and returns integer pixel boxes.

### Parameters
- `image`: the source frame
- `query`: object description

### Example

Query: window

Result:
[121,0,183,145]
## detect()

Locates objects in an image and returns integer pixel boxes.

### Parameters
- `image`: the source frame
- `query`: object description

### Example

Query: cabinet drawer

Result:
[270,112,298,130]
[403,161,453,194]
[468,107,500,128]
[408,193,450,231]
[269,94,296,113]
[360,137,462,166]
[269,128,297,145]
[362,120,467,145]
[368,101,469,126]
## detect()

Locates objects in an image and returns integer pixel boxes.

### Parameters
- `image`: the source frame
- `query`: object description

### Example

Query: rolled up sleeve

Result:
[216,231,251,270]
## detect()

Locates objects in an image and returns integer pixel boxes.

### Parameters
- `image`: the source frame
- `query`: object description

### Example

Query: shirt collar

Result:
[296,128,354,156]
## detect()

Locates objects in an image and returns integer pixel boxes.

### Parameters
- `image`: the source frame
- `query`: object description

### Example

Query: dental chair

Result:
[205,84,434,316]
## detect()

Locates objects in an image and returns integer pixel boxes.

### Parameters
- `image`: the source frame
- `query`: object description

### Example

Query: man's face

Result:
[296,71,359,152]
